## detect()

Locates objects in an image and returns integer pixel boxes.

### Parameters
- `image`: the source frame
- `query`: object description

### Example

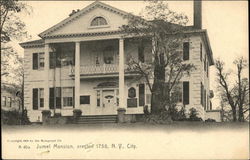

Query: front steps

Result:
[76,115,118,124]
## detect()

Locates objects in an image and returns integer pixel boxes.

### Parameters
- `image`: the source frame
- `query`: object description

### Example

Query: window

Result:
[32,53,44,70]
[172,83,182,103]
[200,43,202,61]
[103,46,114,64]
[128,87,136,98]
[183,42,189,60]
[80,96,90,105]
[1,96,6,106]
[39,53,44,68]
[7,97,12,107]
[183,81,189,105]
[39,88,44,108]
[62,87,74,107]
[49,52,56,69]
[90,17,108,26]
[33,88,44,110]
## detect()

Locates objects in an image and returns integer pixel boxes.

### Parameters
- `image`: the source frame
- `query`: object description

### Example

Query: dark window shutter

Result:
[183,81,189,105]
[56,87,61,109]
[138,41,145,62]
[183,42,189,60]
[49,52,55,69]
[139,84,145,106]
[32,88,38,110]
[204,89,206,110]
[204,56,206,71]
[201,82,203,106]
[200,43,202,61]
[49,88,55,109]
[73,87,75,108]
[32,53,38,70]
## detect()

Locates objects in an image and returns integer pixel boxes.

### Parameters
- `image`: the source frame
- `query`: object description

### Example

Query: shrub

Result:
[188,108,202,121]
[205,118,216,122]
[1,109,30,125]
[73,109,82,117]
[170,106,186,121]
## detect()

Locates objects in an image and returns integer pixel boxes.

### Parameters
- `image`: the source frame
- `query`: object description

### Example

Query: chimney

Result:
[194,0,202,29]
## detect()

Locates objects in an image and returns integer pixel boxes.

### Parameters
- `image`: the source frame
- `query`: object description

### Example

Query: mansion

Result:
[20,1,214,122]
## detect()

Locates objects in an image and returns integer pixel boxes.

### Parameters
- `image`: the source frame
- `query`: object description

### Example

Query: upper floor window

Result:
[90,17,107,26]
[33,52,44,70]
[103,46,114,64]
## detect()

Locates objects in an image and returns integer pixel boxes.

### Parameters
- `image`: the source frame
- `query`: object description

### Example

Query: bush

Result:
[188,108,202,121]
[73,109,82,117]
[205,118,216,122]
[1,109,30,125]
[170,106,186,121]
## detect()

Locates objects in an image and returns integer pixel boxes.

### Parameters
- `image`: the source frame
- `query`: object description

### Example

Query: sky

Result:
[13,0,248,109]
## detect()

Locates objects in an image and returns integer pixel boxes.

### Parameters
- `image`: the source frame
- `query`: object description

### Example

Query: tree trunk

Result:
[232,107,237,122]
[151,56,166,114]
[238,105,244,122]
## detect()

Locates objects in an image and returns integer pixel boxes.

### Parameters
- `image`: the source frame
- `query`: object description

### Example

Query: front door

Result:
[102,90,116,114]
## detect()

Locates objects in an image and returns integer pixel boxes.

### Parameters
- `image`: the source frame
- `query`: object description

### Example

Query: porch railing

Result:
[69,64,122,75]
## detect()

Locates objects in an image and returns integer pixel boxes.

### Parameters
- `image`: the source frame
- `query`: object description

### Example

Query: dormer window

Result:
[90,17,108,26]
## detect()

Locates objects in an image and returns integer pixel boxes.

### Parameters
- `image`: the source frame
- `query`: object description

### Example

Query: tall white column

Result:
[75,41,81,108]
[44,43,50,109]
[119,38,125,109]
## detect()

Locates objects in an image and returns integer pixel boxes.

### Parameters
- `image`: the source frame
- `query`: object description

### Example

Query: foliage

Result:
[205,118,216,122]
[188,108,202,121]
[169,106,186,121]
[120,0,194,117]
[215,57,249,122]
[73,109,82,117]
[1,109,30,125]
[0,0,31,43]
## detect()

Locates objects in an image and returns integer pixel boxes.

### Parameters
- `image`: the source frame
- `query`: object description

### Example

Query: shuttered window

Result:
[139,84,145,106]
[39,88,44,108]
[183,81,189,105]
[33,88,39,110]
[49,52,56,69]
[33,53,38,70]
[183,42,189,60]
[80,96,90,105]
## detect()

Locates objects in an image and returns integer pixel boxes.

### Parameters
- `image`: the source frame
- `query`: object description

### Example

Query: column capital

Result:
[75,41,81,43]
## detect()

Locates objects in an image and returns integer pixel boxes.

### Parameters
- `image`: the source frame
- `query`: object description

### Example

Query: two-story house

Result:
[20,1,214,122]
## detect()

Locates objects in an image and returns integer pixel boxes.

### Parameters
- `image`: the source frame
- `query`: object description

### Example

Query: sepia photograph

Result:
[1,0,249,159]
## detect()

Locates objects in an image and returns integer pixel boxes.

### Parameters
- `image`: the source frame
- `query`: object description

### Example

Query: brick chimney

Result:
[194,0,202,29]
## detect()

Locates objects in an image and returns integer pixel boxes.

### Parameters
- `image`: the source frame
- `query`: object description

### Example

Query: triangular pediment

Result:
[39,1,130,38]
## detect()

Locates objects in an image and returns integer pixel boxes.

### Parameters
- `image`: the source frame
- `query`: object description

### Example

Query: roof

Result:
[38,1,130,38]
[19,39,44,48]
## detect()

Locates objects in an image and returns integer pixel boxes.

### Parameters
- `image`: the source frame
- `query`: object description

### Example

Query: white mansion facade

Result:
[20,1,214,122]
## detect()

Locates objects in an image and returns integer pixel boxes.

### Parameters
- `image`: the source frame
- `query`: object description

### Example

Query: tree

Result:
[120,1,194,117]
[215,57,249,122]
[0,0,31,43]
